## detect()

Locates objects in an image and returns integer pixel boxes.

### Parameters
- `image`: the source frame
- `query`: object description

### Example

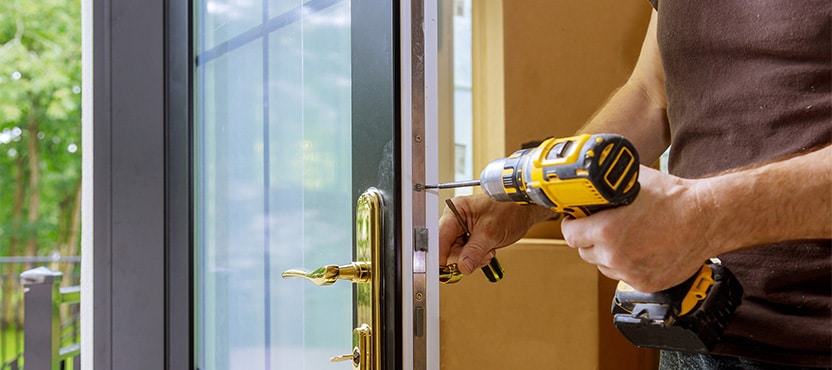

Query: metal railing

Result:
[1,269,23,370]
[15,267,80,370]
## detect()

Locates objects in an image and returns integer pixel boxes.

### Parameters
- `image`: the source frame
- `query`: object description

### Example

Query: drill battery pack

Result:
[611,260,743,353]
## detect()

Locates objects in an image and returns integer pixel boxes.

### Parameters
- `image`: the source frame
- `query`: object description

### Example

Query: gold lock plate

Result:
[331,324,372,369]
[354,188,382,370]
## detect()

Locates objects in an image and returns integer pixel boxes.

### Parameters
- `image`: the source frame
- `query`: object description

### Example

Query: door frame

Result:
[400,0,440,368]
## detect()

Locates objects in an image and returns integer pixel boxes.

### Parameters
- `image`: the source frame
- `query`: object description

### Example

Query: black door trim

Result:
[351,1,402,368]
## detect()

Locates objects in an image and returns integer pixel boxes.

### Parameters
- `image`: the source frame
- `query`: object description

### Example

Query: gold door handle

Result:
[282,261,371,286]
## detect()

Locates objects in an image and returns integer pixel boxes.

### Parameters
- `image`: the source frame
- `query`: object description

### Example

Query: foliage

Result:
[0,0,82,257]
[0,0,82,336]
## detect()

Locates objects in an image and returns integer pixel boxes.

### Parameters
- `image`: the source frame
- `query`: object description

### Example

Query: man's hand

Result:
[561,166,713,293]
[562,143,832,294]
[439,194,554,275]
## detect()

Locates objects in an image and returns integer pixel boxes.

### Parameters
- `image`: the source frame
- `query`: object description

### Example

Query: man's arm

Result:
[562,145,832,293]
[701,145,832,255]
[562,10,832,292]
[438,10,672,274]
[581,10,670,164]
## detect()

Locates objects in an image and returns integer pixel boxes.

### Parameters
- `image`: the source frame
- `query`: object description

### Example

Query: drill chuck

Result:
[479,157,519,202]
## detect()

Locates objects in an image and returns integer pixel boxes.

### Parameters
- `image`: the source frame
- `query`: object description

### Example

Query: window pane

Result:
[195,2,352,369]
[203,0,264,50]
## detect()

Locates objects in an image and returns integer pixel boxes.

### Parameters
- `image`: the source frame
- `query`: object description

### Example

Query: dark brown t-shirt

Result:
[649,0,831,367]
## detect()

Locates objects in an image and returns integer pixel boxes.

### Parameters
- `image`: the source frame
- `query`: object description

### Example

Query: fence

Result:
[1,259,80,370]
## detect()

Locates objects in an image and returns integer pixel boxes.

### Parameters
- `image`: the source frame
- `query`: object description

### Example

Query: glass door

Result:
[193,1,400,369]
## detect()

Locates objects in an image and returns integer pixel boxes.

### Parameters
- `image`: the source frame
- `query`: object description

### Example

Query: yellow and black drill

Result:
[426,133,743,354]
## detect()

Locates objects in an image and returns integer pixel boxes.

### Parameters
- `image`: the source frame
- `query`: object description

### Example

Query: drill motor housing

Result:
[480,134,640,217]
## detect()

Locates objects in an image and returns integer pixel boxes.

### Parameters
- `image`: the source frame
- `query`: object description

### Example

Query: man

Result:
[439,2,831,369]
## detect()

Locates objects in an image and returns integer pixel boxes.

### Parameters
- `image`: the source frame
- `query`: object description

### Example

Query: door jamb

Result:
[400,0,440,369]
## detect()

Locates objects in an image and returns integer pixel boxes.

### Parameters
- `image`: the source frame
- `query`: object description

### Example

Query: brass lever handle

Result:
[282,261,371,286]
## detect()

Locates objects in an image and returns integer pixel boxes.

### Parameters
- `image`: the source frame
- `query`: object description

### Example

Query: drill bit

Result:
[421,179,481,190]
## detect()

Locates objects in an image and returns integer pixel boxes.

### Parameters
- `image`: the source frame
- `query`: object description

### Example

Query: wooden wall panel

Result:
[502,0,652,150]
[440,241,599,370]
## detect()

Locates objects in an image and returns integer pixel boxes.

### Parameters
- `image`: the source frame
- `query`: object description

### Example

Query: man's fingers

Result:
[476,250,497,269]
[561,217,592,249]
[457,242,488,275]
[596,265,625,285]
[438,207,464,265]
[444,238,466,266]
[457,234,499,274]
[577,244,591,263]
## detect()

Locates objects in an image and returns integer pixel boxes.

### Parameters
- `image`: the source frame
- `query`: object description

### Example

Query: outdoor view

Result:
[0,0,83,367]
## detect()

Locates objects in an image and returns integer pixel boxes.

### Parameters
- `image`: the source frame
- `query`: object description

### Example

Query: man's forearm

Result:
[698,145,832,256]
[579,10,671,164]
[580,83,670,164]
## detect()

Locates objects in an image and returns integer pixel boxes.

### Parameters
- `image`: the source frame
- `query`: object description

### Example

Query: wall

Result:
[503,0,651,148]
[440,240,599,369]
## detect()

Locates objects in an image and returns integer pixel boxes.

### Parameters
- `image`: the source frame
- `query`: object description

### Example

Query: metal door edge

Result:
[401,0,440,369]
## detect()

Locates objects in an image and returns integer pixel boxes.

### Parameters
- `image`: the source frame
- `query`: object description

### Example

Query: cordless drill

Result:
[426,133,743,353]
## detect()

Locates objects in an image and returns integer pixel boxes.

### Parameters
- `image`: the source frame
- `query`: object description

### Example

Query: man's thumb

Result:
[457,236,495,274]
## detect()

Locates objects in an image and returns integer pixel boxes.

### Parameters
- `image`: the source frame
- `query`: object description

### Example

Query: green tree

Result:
[0,0,82,331]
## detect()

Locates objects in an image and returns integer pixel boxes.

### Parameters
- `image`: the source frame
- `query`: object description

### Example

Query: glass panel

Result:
[203,0,264,49]
[269,0,312,18]
[195,1,352,369]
